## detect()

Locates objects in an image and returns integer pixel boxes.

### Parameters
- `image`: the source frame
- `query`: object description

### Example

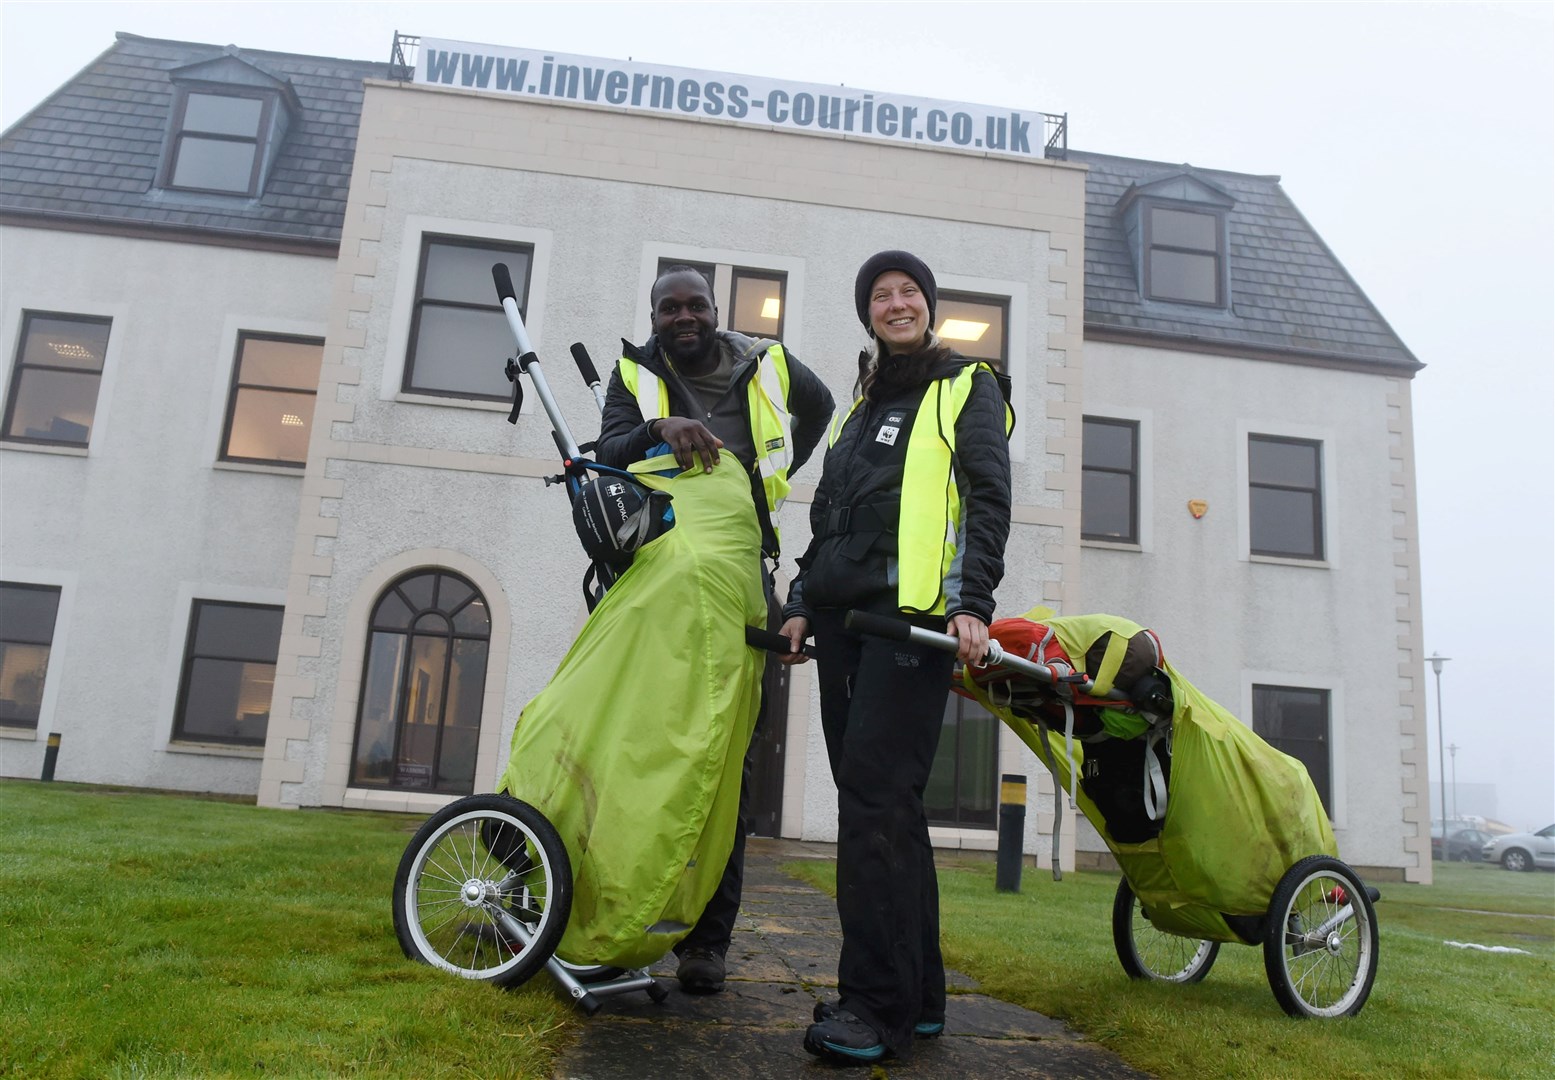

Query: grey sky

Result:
[3,1,1552,829]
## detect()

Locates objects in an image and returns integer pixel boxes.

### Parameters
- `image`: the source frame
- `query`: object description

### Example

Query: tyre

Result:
[392,793,571,987]
[1111,878,1220,983]
[1263,855,1378,1018]
[1452,849,1475,863]
[1501,848,1532,872]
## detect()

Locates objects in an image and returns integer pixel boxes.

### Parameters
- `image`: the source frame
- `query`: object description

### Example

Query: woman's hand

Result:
[946,613,989,666]
[653,416,723,473]
[777,616,811,665]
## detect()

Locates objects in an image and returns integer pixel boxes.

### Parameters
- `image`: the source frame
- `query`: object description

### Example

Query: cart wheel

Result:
[1111,879,1219,983]
[647,980,670,1004]
[393,793,571,987]
[1262,855,1378,1018]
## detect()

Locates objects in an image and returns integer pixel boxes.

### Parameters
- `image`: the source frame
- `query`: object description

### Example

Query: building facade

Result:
[0,33,1431,880]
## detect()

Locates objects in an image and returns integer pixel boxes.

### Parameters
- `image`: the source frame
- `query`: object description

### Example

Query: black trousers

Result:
[811,605,952,1056]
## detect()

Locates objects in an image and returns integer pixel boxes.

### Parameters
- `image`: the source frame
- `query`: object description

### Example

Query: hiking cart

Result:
[391,264,782,1014]
[844,608,1381,1019]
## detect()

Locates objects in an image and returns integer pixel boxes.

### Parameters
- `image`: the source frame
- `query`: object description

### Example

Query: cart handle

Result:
[744,625,818,659]
[843,609,1130,703]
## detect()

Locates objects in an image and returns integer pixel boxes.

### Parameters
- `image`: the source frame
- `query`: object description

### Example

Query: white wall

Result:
[1078,339,1426,871]
[0,225,331,793]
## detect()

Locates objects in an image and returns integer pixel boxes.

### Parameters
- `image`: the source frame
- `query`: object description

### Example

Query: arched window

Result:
[350,570,490,794]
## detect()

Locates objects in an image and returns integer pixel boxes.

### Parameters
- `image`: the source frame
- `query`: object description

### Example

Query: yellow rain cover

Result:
[497,456,765,966]
[967,607,1337,943]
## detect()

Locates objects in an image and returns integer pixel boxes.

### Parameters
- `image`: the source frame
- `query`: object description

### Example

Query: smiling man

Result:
[594,264,833,993]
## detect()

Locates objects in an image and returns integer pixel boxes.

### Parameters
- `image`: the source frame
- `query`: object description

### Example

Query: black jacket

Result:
[595,331,835,558]
[785,358,1012,625]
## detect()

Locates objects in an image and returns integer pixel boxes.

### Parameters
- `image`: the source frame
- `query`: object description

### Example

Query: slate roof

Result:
[1070,150,1419,369]
[0,33,388,245]
[0,37,1416,369]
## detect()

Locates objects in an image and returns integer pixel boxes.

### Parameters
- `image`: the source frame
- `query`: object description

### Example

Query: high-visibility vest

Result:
[828,362,1011,615]
[618,342,795,517]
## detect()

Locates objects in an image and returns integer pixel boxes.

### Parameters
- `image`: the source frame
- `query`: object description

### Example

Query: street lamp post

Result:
[1448,742,1459,823]
[1428,653,1451,840]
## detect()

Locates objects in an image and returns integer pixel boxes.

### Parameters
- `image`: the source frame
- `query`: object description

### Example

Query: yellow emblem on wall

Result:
[1188,499,1208,519]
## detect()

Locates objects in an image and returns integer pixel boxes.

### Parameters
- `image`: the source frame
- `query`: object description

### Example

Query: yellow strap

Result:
[1091,630,1131,696]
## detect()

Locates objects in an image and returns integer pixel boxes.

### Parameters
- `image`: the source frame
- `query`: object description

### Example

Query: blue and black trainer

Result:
[814,1000,945,1038]
[803,1007,886,1064]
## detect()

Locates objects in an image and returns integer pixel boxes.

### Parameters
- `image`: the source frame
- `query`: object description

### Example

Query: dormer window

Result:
[163,90,270,195]
[1146,205,1224,306]
[157,49,301,198]
[1115,168,1235,310]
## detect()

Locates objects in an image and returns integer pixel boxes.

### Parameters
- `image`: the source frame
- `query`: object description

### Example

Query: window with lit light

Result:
[2,311,111,448]
[219,333,323,467]
[934,291,1008,370]
[172,600,283,746]
[405,236,533,400]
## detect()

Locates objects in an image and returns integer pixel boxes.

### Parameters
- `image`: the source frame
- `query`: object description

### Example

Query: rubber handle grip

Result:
[744,625,815,657]
[844,609,913,641]
[492,263,517,302]
[570,342,601,384]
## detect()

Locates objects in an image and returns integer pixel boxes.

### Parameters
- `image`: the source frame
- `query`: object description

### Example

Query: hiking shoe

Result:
[815,1000,943,1038]
[674,946,726,993]
[803,1008,886,1063]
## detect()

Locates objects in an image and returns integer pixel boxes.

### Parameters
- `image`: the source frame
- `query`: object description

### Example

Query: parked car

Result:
[1432,828,1491,862]
[1482,824,1555,872]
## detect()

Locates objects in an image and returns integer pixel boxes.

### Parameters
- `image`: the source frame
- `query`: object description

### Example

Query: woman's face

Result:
[868,270,930,354]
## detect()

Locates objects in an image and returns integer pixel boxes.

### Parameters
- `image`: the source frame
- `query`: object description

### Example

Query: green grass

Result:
[789,855,1554,1079]
[0,781,578,1079]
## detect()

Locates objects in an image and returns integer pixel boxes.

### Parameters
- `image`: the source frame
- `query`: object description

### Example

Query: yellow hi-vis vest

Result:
[828,362,1011,615]
[618,342,795,516]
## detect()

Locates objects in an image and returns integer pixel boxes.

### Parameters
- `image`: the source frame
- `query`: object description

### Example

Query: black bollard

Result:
[996,773,1026,892]
[41,732,60,781]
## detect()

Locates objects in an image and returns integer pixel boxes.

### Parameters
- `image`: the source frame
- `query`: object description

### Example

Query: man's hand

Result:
[946,613,989,666]
[654,416,723,473]
[777,615,811,665]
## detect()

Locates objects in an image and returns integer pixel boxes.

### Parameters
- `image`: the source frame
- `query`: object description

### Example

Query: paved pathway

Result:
[554,838,1151,1078]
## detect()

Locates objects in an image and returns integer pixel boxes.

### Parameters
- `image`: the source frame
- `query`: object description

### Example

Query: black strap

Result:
[819,500,896,537]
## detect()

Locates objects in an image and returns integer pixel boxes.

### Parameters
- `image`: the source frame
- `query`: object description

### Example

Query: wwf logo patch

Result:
[876,424,900,446]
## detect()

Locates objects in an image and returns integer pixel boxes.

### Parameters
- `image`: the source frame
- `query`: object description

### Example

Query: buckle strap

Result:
[820,501,895,537]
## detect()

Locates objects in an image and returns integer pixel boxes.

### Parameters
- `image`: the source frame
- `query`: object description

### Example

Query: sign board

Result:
[416,38,1052,160]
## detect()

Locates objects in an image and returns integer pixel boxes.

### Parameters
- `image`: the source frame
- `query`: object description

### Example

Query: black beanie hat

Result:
[855,250,937,333]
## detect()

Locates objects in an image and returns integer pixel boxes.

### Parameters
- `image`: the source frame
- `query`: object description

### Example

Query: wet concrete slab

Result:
[554,839,1151,1079]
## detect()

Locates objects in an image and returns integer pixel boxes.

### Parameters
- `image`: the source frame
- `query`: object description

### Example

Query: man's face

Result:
[651,271,718,366]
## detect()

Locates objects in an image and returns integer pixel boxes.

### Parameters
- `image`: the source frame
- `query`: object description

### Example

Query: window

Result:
[405,237,532,400]
[1082,417,1139,543]
[656,259,787,339]
[1253,684,1331,813]
[163,90,269,195]
[3,311,111,447]
[350,570,490,794]
[172,600,283,745]
[220,333,323,466]
[935,292,1009,371]
[1249,434,1324,559]
[925,694,998,829]
[1146,206,1224,306]
[0,583,61,730]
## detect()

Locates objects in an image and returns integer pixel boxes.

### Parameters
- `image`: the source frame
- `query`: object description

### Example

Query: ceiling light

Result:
[938,319,989,342]
[280,414,304,427]
[47,342,95,360]
[761,297,781,320]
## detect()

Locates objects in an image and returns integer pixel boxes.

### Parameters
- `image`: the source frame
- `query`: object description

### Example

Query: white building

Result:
[0,33,1432,881]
